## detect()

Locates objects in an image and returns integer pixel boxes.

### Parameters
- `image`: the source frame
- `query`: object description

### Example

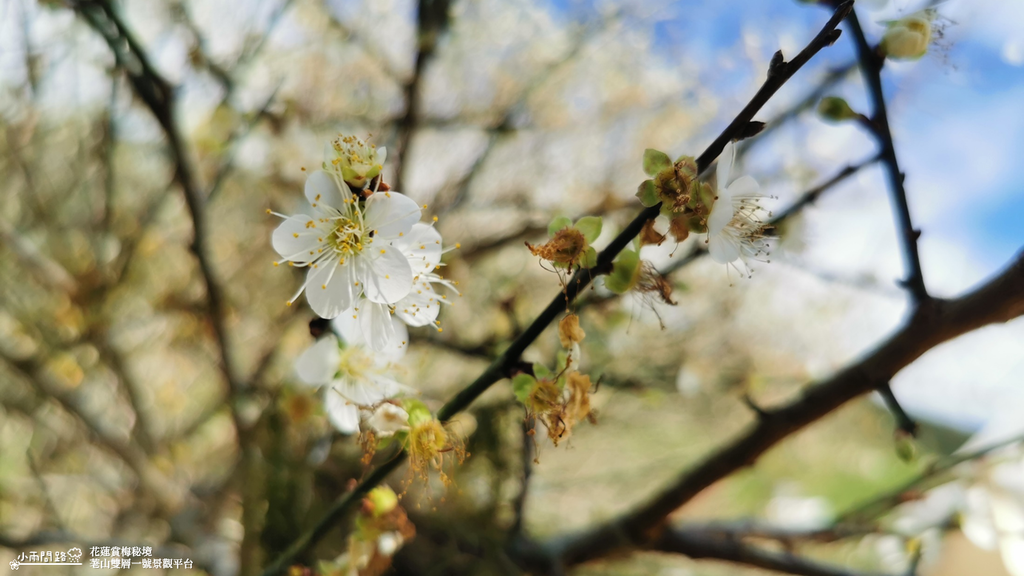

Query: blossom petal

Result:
[1000,535,1024,576]
[324,387,360,434]
[305,170,346,210]
[306,259,357,318]
[272,215,322,263]
[726,175,760,199]
[363,192,422,239]
[395,223,443,272]
[395,283,441,327]
[716,141,736,190]
[361,250,413,304]
[332,309,366,347]
[706,188,734,236]
[295,335,340,386]
[708,230,741,264]
[359,301,397,352]
[336,374,395,406]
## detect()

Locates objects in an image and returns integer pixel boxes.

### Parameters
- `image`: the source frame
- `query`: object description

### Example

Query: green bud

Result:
[817,96,858,123]
[894,429,918,463]
[367,486,399,517]
[402,399,434,427]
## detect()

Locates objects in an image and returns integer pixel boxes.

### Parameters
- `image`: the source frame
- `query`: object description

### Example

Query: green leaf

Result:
[575,216,603,243]
[642,149,672,177]
[512,374,537,404]
[533,363,552,379]
[547,216,573,237]
[636,179,659,207]
[580,246,598,269]
[605,250,640,294]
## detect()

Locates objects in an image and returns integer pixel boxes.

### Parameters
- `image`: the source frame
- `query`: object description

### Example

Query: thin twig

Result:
[839,6,928,304]
[652,526,894,576]
[877,381,918,436]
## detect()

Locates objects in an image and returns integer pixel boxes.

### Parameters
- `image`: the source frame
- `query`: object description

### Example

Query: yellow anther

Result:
[293,233,299,238]
[380,249,386,254]
[455,243,461,249]
[432,216,438,222]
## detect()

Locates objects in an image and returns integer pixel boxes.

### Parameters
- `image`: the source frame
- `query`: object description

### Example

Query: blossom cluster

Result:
[271,134,458,441]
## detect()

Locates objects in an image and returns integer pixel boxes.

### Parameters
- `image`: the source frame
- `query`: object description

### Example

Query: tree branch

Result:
[259,5,852,574]
[651,526,893,576]
[545,247,1024,567]
[839,6,928,304]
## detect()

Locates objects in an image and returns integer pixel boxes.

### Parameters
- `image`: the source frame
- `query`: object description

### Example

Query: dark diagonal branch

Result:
[543,247,1024,568]
[259,6,852,574]
[652,526,893,576]
[840,6,928,304]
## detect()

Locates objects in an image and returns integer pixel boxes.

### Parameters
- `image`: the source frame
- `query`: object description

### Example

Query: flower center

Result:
[336,346,375,382]
[328,217,365,256]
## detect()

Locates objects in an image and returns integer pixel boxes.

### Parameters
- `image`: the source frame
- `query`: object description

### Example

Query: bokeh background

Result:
[1,0,1023,575]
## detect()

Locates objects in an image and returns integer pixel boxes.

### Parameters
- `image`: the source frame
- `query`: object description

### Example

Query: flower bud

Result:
[881,11,933,61]
[817,96,858,123]
[366,486,399,517]
[367,403,410,437]
[330,134,386,189]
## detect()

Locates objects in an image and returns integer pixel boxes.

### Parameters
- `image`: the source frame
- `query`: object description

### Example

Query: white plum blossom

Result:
[294,331,406,434]
[393,223,460,329]
[705,141,772,275]
[271,169,422,319]
[335,222,460,353]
